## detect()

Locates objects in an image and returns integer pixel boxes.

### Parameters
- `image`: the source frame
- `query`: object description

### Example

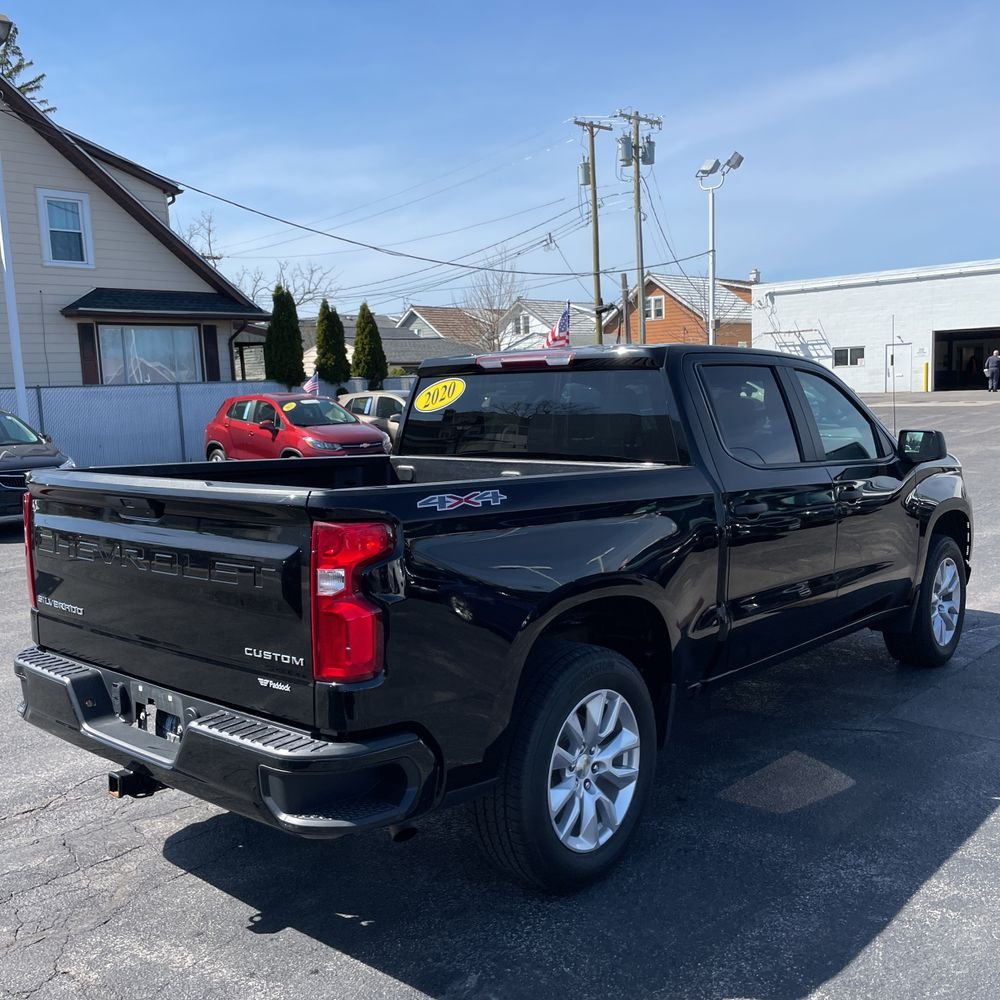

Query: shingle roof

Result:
[649,274,752,323]
[62,287,266,319]
[398,305,486,345]
[299,313,412,350]
[303,336,468,371]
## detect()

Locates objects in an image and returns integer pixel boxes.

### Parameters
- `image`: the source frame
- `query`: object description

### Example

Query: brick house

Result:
[603,274,752,346]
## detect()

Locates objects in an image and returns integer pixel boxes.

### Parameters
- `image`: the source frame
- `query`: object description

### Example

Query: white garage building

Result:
[751,258,1000,393]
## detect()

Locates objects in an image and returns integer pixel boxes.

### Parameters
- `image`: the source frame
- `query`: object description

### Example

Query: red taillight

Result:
[311,521,394,682]
[23,491,36,608]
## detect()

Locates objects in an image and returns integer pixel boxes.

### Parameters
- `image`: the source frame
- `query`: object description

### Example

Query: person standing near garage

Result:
[988,350,1000,392]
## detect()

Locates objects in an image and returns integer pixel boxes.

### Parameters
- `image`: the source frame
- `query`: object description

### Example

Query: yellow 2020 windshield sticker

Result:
[414,377,466,413]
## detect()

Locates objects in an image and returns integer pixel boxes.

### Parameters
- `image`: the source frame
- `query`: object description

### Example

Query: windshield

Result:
[0,412,41,446]
[400,367,678,463]
[280,397,357,427]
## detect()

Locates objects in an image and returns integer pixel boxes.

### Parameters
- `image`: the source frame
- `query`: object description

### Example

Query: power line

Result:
[0,105,706,287]
[217,132,576,255]
[225,197,570,260]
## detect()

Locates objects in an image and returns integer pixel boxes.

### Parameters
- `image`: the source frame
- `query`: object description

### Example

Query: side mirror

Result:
[898,429,947,463]
[388,413,401,425]
[258,419,277,433]
[40,434,52,444]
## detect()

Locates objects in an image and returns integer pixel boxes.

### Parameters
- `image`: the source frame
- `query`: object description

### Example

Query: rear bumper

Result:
[14,646,438,838]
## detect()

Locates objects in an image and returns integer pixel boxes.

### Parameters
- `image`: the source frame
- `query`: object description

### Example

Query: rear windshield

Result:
[281,397,357,427]
[400,367,677,463]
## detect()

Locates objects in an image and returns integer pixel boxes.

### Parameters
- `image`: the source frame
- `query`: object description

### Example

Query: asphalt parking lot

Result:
[2,391,999,1000]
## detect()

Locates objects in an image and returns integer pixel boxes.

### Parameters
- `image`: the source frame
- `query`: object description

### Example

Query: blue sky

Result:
[14,1,1000,315]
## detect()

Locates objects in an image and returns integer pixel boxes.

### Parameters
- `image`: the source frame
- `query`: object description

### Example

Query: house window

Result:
[37,189,94,266]
[644,295,665,320]
[833,347,866,367]
[519,314,531,338]
[98,325,203,384]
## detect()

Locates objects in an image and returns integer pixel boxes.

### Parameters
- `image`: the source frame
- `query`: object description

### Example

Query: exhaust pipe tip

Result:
[388,823,418,844]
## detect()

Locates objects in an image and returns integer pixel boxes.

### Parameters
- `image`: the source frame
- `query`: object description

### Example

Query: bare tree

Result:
[274,260,338,310]
[461,247,524,352]
[179,210,337,309]
[180,211,223,265]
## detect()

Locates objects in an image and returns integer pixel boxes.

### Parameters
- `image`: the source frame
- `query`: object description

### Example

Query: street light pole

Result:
[696,151,743,347]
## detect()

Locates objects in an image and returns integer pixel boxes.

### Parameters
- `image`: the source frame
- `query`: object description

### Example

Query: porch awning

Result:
[62,288,268,321]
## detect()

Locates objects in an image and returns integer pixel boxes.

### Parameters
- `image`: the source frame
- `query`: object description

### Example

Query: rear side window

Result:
[347,396,371,415]
[226,400,253,421]
[400,367,678,463]
[795,371,879,461]
[700,365,801,465]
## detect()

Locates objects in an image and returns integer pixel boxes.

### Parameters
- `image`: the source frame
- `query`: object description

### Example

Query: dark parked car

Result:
[204,393,391,460]
[339,390,410,441]
[0,409,73,524]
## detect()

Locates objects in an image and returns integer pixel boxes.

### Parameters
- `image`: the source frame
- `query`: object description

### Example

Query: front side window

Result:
[0,412,40,445]
[700,364,801,466]
[98,326,201,384]
[376,395,403,418]
[795,371,879,461]
[37,189,93,266]
[401,365,678,464]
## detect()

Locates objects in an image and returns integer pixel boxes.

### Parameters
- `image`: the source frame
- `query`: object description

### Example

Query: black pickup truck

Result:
[15,345,972,890]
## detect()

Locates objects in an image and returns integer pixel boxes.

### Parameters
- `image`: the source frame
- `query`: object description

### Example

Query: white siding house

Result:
[752,259,1000,393]
[0,82,264,390]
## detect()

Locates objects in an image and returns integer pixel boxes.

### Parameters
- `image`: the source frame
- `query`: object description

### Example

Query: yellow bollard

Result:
[923,362,929,392]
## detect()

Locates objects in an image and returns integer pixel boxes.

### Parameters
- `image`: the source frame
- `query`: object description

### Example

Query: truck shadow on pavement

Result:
[160,610,998,998]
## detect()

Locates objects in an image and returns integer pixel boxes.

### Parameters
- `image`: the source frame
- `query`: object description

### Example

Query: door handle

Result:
[731,502,768,517]
[838,487,863,502]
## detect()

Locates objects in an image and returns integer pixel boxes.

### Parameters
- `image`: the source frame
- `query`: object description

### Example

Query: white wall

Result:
[752,265,1000,393]
[0,107,222,385]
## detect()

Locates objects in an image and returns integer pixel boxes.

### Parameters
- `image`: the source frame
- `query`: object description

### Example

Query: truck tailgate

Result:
[27,473,316,728]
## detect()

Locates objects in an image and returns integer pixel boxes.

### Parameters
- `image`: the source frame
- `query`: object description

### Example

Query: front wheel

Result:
[884,535,966,667]
[207,447,226,462]
[470,642,656,891]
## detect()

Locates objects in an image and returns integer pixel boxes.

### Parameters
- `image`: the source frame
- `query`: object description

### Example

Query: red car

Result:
[204,393,391,461]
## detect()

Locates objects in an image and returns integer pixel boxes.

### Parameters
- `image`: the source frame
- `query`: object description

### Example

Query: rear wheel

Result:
[207,447,226,462]
[884,535,965,667]
[470,642,656,891]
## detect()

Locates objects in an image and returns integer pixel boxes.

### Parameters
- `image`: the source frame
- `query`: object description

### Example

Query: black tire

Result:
[884,535,966,667]
[470,642,657,892]
[281,450,302,459]
[207,446,226,462]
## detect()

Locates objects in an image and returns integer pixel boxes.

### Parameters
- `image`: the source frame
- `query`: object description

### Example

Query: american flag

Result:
[303,370,319,394]
[544,302,571,348]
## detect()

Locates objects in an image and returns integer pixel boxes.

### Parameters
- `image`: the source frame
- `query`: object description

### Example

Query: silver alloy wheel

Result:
[547,688,641,854]
[930,556,961,647]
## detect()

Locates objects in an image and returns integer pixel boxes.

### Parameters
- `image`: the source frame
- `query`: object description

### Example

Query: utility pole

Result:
[620,272,631,345]
[615,110,662,344]
[574,118,612,345]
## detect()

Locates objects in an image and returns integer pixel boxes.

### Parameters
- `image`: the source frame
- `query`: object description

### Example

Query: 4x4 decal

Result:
[417,489,507,512]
